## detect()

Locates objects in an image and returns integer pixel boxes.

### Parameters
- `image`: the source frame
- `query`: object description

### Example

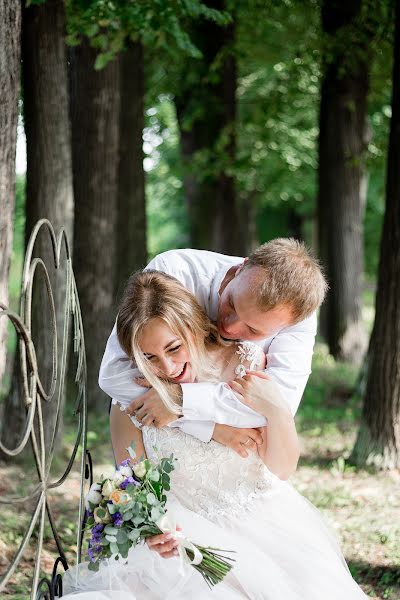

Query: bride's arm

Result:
[228,372,300,480]
[110,403,147,465]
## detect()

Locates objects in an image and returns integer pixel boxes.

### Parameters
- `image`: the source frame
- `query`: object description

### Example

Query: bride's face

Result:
[139,318,195,384]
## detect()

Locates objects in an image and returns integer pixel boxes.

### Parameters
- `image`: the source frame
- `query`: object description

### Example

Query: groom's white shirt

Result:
[99,249,317,443]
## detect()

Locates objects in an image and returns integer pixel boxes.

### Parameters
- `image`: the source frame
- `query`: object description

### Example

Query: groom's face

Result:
[217,265,294,341]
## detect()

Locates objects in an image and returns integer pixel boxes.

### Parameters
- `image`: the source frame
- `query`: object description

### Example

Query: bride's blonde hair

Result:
[117,270,227,414]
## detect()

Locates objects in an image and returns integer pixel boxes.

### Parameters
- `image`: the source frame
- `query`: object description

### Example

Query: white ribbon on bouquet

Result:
[156,513,203,576]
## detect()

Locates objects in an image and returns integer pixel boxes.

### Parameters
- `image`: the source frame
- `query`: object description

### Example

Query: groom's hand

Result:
[212,424,263,458]
[126,387,182,428]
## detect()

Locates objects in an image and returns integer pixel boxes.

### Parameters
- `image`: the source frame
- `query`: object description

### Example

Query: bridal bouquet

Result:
[84,450,235,588]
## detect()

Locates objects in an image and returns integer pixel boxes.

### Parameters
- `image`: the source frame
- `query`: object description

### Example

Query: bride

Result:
[63,270,367,599]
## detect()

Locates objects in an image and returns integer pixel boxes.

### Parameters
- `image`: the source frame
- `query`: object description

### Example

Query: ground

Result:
[0,344,399,599]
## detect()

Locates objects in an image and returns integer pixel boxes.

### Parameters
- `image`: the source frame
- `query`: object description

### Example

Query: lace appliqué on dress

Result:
[143,425,280,523]
[234,342,265,378]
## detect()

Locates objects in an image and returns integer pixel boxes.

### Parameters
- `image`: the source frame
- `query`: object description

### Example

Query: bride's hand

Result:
[212,424,264,458]
[146,527,181,559]
[228,371,291,419]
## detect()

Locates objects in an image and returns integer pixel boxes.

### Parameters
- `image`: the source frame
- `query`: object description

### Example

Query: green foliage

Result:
[145,96,189,258]
[66,0,231,69]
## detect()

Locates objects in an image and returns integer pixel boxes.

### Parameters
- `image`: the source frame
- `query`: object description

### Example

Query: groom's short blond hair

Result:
[242,238,328,323]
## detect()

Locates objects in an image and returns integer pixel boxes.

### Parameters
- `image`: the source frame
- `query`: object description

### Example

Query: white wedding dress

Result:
[63,344,367,600]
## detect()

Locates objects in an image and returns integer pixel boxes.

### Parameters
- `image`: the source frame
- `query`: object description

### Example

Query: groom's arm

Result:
[99,315,316,444]
[177,312,317,440]
[99,324,267,442]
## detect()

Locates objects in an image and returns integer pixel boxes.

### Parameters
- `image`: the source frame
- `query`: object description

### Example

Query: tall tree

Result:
[0,0,21,389]
[351,1,400,469]
[317,0,373,364]
[116,41,147,297]
[2,0,73,455]
[174,1,243,254]
[70,41,120,410]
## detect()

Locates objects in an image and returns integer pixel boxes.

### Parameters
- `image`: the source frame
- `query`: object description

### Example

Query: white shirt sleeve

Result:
[264,311,317,414]
[98,323,145,408]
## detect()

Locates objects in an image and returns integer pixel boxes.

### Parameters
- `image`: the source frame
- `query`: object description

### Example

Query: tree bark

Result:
[317,0,371,364]
[350,1,400,470]
[1,0,73,456]
[0,0,21,391]
[174,1,243,255]
[70,42,120,410]
[116,42,147,298]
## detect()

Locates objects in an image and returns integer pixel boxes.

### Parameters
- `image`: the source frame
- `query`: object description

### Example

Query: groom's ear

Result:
[235,257,249,277]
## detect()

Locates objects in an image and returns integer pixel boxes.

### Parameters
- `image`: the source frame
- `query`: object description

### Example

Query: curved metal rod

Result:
[0,310,38,457]
[0,221,88,598]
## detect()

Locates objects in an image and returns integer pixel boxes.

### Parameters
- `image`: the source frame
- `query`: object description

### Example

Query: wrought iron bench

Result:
[0,219,92,599]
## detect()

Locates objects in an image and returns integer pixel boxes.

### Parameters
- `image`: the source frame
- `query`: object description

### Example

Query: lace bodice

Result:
[142,425,280,522]
[125,342,279,522]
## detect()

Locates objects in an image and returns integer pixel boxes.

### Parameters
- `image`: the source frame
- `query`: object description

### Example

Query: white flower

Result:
[119,465,133,478]
[94,506,112,524]
[133,461,146,479]
[85,484,102,508]
[112,471,124,485]
[102,479,114,498]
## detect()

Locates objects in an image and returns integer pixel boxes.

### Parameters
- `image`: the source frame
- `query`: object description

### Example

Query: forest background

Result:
[0,0,400,598]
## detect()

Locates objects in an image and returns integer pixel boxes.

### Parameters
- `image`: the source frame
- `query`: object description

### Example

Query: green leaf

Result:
[105,534,117,543]
[128,529,141,542]
[104,525,119,535]
[118,542,130,558]
[146,493,156,505]
[110,542,119,555]
[116,529,128,544]
[149,470,160,482]
[123,511,133,521]
[94,52,113,71]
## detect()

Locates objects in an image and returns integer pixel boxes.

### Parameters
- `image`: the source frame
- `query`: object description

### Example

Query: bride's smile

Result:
[139,317,195,384]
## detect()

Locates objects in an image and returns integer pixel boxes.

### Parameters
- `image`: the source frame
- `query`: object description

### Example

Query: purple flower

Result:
[120,458,131,467]
[88,547,96,562]
[93,523,105,534]
[85,509,94,519]
[88,543,102,562]
[112,512,124,527]
[120,476,136,490]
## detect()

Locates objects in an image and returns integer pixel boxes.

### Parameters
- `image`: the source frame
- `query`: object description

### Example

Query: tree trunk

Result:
[317,0,370,364]
[1,0,73,456]
[174,2,243,255]
[115,42,147,298]
[350,1,400,470]
[70,42,120,411]
[0,0,21,391]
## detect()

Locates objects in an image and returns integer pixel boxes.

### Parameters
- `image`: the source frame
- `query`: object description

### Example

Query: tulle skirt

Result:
[62,480,367,599]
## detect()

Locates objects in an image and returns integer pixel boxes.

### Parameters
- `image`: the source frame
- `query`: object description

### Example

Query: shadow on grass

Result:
[298,452,379,475]
[348,559,400,595]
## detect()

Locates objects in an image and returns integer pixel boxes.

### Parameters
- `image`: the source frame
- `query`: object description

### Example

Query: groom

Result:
[99,238,327,456]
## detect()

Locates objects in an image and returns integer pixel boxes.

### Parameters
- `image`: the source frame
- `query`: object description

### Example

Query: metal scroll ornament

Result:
[0,219,90,598]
